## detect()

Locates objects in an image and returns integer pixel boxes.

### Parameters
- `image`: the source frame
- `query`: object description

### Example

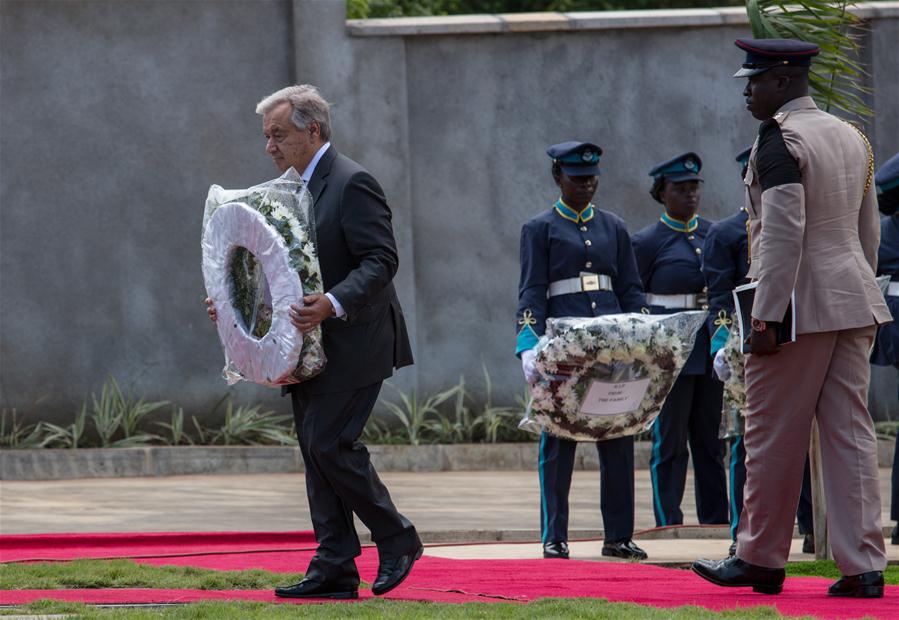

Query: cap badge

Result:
[684,159,696,171]
[582,150,595,162]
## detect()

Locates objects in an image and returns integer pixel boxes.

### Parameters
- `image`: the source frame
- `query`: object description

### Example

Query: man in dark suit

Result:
[207,84,420,599]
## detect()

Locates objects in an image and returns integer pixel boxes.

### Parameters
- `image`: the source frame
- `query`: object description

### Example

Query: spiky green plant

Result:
[745,0,871,117]
[205,400,295,446]
[471,362,520,443]
[380,382,461,445]
[0,408,45,448]
[81,376,166,447]
[40,405,87,449]
[156,405,193,446]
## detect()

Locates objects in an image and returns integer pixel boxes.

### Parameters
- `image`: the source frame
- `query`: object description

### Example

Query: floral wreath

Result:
[524,312,706,442]
[202,172,326,386]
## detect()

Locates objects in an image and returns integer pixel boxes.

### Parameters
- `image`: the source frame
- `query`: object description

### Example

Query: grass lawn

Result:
[1,559,893,619]
[1,598,805,619]
[0,559,306,590]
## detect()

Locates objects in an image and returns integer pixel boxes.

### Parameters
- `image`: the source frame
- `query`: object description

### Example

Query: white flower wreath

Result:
[522,311,707,441]
[201,169,326,387]
[719,313,747,439]
[202,201,305,386]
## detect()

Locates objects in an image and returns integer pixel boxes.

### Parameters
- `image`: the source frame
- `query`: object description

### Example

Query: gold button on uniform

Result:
[585,261,592,268]
[688,235,695,240]
[580,226,588,232]
[585,240,592,246]
[591,302,597,309]
[695,247,702,254]
[702,304,709,311]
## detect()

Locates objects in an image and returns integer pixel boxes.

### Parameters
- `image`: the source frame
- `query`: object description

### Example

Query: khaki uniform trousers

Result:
[736,326,886,575]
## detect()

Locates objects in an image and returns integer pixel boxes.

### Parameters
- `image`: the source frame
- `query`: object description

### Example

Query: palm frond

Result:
[746,0,871,117]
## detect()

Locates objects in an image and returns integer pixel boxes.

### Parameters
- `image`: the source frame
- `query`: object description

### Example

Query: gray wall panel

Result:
[2,0,896,421]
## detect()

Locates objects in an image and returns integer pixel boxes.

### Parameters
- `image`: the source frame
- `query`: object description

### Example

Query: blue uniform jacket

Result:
[516,203,647,355]
[701,209,750,356]
[872,214,899,366]
[631,215,712,375]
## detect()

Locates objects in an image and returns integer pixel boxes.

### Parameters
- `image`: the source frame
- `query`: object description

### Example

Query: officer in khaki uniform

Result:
[693,38,891,599]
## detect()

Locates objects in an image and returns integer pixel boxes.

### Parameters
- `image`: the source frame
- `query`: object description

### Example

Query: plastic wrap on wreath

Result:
[201,168,326,387]
[719,313,747,439]
[520,311,707,441]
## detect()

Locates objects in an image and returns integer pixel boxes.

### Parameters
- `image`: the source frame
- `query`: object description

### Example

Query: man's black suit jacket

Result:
[285,146,413,396]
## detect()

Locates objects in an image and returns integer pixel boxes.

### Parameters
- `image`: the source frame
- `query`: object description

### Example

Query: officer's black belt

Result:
[547,272,613,298]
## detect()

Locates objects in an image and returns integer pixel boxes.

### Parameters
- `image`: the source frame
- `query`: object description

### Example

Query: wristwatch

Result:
[751,317,767,332]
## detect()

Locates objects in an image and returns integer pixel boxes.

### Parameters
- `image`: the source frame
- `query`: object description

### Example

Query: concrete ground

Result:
[2,469,895,564]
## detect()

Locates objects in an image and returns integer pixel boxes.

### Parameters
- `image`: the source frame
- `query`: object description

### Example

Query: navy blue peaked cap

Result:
[736,146,752,167]
[649,152,703,184]
[734,38,819,78]
[876,152,899,194]
[548,141,602,176]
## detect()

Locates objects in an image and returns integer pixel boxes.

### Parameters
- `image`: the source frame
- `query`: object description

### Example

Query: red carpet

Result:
[2,532,896,618]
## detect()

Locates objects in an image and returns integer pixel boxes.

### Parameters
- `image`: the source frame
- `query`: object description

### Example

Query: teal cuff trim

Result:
[515,326,539,357]
[877,177,899,193]
[710,324,730,356]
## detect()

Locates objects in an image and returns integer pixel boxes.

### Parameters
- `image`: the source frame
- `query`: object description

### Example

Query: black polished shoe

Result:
[692,556,785,595]
[728,541,737,557]
[828,571,884,598]
[274,578,358,599]
[802,533,815,554]
[371,544,423,596]
[891,523,898,545]
[542,541,570,559]
[602,539,648,560]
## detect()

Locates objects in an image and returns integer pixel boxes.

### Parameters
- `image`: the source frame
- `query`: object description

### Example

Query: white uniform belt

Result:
[547,272,613,298]
[646,293,703,309]
[889,281,899,297]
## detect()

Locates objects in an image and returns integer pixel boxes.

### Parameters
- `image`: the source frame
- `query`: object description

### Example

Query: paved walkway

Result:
[2,469,895,564]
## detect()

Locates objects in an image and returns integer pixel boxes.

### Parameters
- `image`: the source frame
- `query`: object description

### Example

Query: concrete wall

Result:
[2,0,897,422]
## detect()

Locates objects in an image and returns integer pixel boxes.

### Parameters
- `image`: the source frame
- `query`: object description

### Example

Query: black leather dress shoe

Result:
[602,539,648,560]
[828,571,884,598]
[274,578,358,599]
[801,533,815,554]
[891,523,898,545]
[692,556,785,594]
[543,541,569,559]
[371,544,423,596]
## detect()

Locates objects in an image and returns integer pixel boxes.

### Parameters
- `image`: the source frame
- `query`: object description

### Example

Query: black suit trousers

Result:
[290,382,418,583]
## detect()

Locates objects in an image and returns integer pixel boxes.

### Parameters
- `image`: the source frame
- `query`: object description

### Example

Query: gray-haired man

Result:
[207,85,420,599]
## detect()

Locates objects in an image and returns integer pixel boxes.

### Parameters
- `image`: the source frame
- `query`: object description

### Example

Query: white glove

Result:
[521,349,539,385]
[713,348,731,382]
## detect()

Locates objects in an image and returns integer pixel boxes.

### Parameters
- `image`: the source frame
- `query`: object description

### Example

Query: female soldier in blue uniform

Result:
[516,141,648,560]
[631,153,729,527]
[702,147,815,554]
[870,152,899,545]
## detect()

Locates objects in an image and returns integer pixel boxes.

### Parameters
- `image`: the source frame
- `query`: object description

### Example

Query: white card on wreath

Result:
[579,379,651,416]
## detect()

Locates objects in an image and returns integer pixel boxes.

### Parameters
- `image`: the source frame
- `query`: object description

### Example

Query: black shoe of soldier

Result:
[828,571,884,598]
[802,533,815,554]
[602,539,648,560]
[543,541,569,559]
[692,556,785,594]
